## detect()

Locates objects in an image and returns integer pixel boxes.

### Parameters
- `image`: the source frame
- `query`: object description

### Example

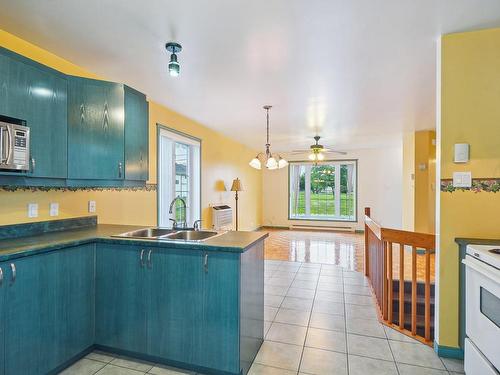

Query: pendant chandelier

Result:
[249,105,288,170]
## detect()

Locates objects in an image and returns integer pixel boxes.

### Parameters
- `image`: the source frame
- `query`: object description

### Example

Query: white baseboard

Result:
[289,224,355,232]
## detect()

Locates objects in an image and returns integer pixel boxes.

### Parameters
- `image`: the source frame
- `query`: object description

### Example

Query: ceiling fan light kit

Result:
[291,135,347,164]
[249,105,288,170]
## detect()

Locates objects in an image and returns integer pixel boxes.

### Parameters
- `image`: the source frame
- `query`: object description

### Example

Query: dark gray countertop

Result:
[0,224,269,261]
[455,237,500,246]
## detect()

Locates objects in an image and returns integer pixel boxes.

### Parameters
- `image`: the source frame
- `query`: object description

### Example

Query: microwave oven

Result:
[0,115,30,171]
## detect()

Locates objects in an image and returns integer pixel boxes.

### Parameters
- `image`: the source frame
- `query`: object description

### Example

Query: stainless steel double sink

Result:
[112,228,221,242]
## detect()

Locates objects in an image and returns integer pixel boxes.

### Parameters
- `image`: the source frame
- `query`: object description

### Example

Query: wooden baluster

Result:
[399,243,405,330]
[411,246,417,335]
[425,248,431,341]
[388,242,393,323]
[382,241,388,320]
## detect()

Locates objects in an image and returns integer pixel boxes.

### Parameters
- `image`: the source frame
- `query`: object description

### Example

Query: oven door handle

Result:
[463,257,500,284]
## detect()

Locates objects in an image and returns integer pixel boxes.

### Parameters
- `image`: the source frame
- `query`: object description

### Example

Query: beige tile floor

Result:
[59,260,463,375]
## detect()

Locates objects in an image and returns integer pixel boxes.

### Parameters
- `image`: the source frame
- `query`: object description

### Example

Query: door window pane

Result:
[158,128,201,227]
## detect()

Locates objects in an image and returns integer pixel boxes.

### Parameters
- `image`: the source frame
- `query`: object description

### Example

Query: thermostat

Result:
[454,143,469,163]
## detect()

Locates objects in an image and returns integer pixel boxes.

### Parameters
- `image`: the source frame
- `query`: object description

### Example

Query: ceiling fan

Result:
[291,136,347,162]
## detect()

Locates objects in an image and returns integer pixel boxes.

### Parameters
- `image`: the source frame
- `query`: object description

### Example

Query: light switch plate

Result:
[28,203,39,218]
[88,200,96,213]
[453,171,472,188]
[49,202,59,217]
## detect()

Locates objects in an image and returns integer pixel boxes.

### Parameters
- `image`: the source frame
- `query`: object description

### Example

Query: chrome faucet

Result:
[193,219,202,231]
[168,196,187,229]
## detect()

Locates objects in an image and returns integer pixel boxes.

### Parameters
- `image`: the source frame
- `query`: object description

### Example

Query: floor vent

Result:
[289,224,355,232]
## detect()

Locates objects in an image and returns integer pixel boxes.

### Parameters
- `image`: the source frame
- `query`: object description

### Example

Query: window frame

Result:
[287,159,358,223]
[156,124,202,227]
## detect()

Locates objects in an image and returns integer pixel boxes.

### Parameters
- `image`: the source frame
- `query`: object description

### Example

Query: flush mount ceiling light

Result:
[165,42,182,77]
[249,105,288,170]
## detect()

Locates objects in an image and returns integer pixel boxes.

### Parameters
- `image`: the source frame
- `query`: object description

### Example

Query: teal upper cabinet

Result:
[68,76,124,180]
[0,47,148,185]
[125,86,149,181]
[0,47,67,178]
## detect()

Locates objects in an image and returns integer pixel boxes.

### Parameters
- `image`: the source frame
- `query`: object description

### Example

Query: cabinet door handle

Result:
[147,250,152,269]
[31,157,36,173]
[140,249,145,268]
[10,263,16,284]
[0,267,3,286]
[118,162,123,178]
[204,253,208,273]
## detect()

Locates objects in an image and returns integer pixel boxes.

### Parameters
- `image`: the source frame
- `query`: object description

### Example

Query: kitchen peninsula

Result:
[0,216,267,375]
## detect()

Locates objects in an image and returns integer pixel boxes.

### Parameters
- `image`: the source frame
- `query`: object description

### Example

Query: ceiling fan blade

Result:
[325,150,348,155]
[290,150,310,154]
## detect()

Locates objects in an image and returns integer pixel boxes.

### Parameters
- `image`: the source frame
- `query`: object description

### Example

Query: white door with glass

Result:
[158,127,201,228]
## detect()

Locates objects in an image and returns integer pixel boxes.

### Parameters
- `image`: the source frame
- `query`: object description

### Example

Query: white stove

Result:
[467,244,500,269]
[463,244,500,375]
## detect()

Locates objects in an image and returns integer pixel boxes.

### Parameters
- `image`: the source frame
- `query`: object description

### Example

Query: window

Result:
[158,127,201,227]
[289,161,357,221]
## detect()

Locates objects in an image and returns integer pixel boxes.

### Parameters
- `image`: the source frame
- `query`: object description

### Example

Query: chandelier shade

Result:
[249,105,287,170]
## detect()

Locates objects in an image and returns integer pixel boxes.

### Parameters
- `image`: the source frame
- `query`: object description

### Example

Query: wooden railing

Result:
[364,207,436,344]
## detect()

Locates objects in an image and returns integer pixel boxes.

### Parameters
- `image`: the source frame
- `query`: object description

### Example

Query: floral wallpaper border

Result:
[441,178,499,193]
[0,184,157,192]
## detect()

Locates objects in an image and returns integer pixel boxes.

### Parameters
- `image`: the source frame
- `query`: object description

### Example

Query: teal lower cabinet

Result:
[95,243,264,375]
[55,244,95,363]
[0,262,5,375]
[1,244,95,375]
[0,240,264,375]
[196,251,240,373]
[95,243,148,353]
[146,248,204,365]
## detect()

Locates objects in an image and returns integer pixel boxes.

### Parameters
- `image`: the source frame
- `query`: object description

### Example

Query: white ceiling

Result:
[1,0,500,152]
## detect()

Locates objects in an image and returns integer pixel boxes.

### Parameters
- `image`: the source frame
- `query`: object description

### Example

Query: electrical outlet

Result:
[49,202,59,217]
[88,200,96,213]
[28,203,38,218]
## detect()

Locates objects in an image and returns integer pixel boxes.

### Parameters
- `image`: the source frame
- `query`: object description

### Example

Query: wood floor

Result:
[261,228,365,272]
[261,228,435,282]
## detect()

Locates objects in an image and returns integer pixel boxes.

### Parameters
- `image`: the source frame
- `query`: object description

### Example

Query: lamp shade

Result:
[278,158,288,169]
[266,157,278,169]
[249,157,261,169]
[231,178,243,192]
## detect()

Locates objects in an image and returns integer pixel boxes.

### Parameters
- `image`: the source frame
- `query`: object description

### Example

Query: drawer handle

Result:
[10,263,16,284]
[140,249,145,268]
[204,253,208,273]
[147,250,152,269]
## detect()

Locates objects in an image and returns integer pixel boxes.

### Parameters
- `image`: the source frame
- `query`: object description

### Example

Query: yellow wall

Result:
[438,28,500,347]
[402,130,436,234]
[414,130,436,234]
[402,132,415,231]
[0,29,262,230]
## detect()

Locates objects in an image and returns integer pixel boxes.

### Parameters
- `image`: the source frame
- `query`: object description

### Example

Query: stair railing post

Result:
[364,207,371,277]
